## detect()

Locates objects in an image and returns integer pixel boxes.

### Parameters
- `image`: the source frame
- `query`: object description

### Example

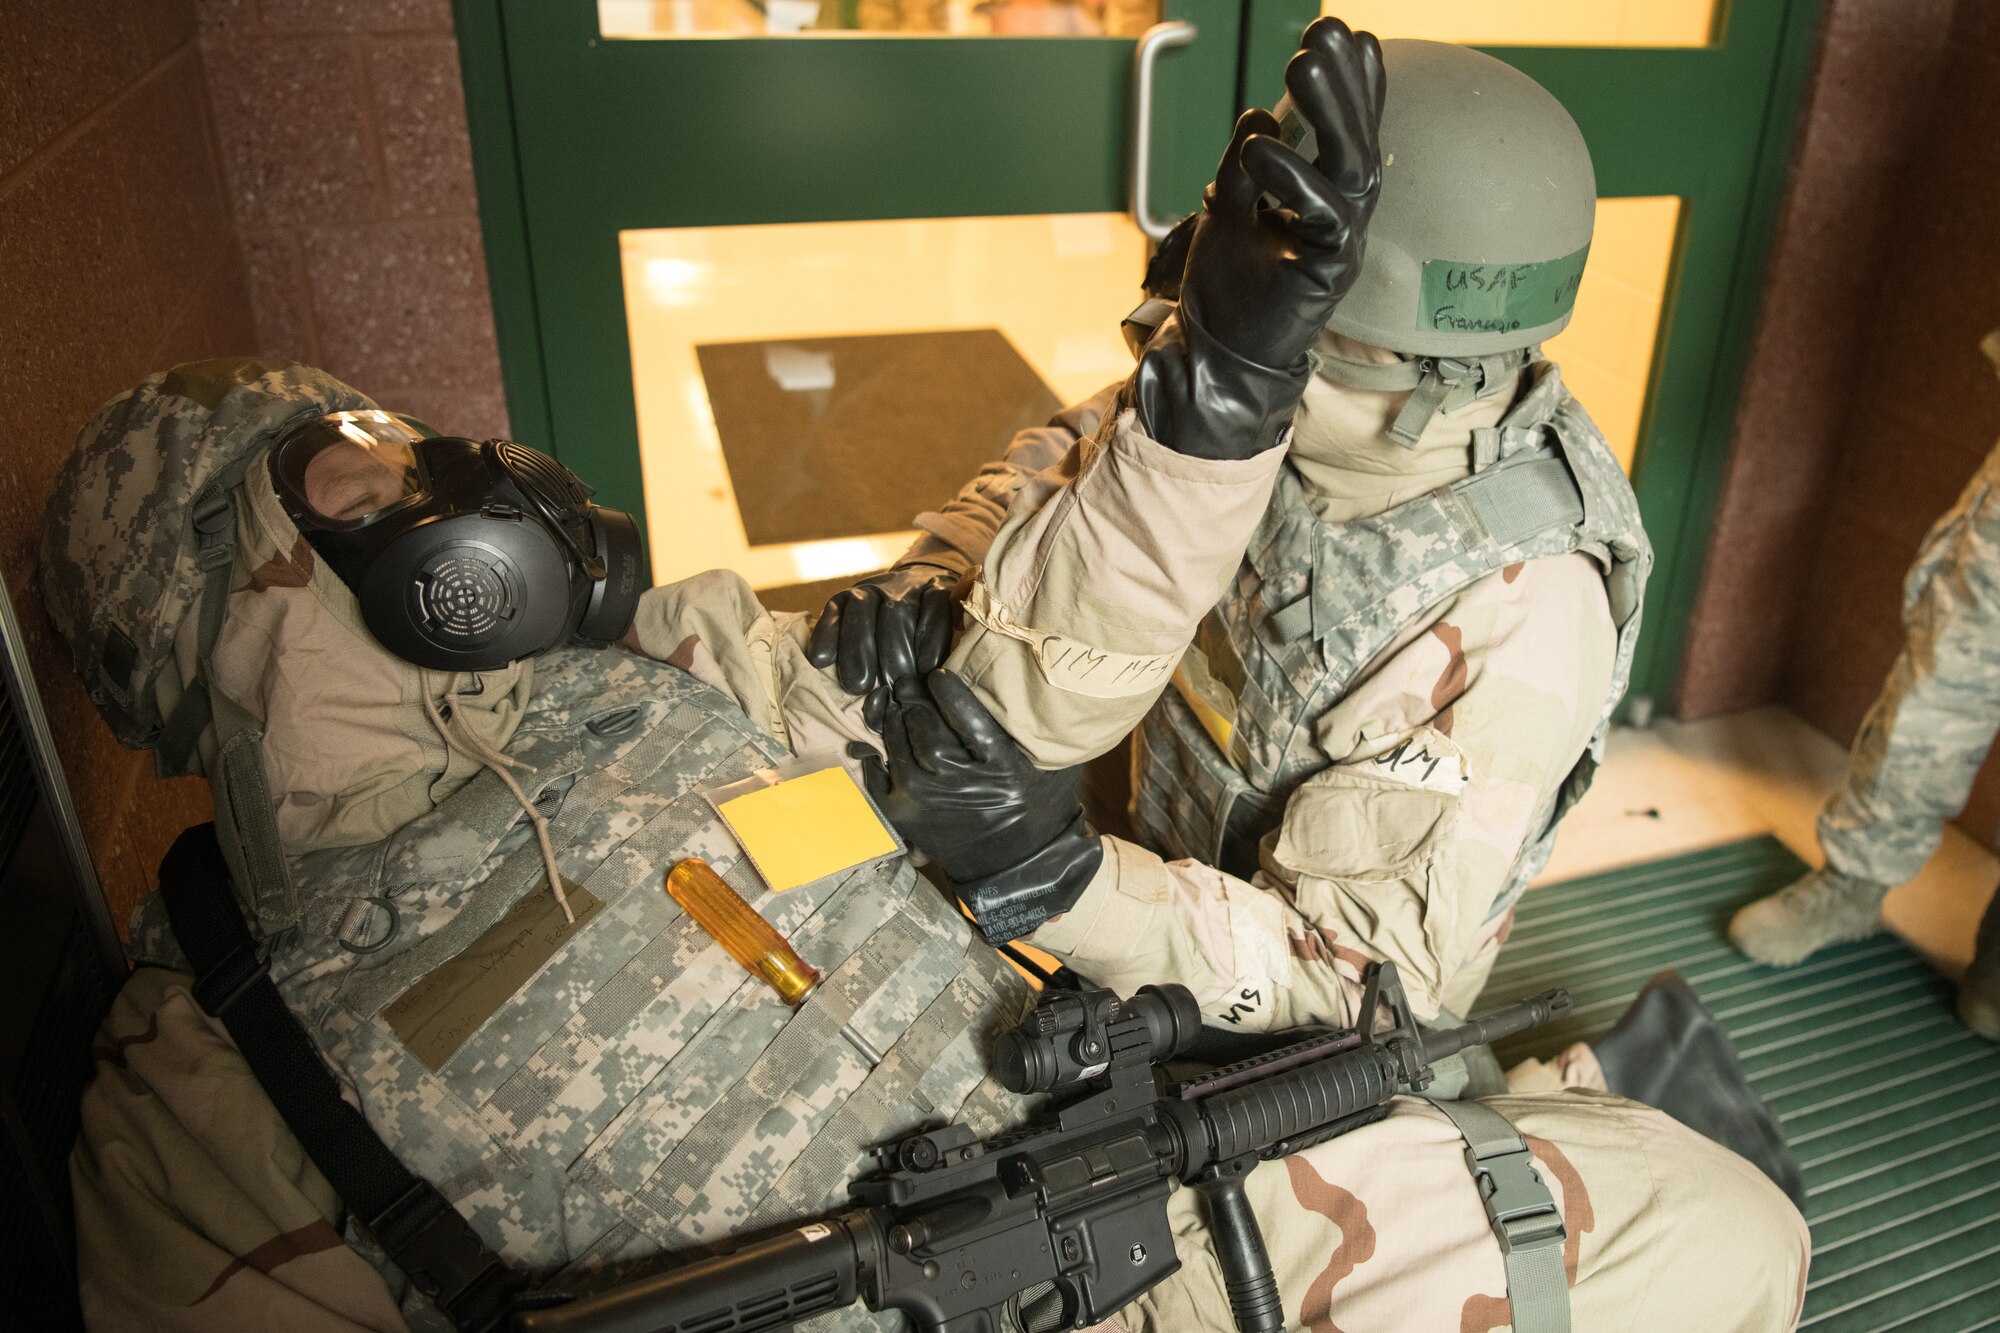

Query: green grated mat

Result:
[1475,836,2000,1331]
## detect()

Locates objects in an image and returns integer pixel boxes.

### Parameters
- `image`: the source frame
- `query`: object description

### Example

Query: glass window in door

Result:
[621,213,1148,606]
[599,0,1162,38]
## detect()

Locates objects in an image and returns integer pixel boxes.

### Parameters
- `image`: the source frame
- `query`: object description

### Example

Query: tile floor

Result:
[1541,705,1998,976]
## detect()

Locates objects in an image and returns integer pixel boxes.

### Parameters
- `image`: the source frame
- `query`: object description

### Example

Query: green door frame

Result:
[1527,2,1825,711]
[454,0,1825,712]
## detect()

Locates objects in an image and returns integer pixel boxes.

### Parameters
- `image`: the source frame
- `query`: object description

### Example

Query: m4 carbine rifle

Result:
[514,962,1569,1333]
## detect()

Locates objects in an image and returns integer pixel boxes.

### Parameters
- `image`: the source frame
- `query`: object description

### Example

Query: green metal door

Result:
[455,0,1244,602]
[457,0,1821,700]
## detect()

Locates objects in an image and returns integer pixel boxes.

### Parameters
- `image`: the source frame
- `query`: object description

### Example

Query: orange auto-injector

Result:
[667,857,820,1003]
[666,858,884,1065]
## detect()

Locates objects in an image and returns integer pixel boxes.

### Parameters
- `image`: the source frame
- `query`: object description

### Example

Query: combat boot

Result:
[1728,866,1889,967]
[1958,886,2000,1041]
[1594,971,1806,1207]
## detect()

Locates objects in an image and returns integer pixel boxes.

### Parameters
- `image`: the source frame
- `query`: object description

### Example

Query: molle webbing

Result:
[636,908,934,1225]
[746,953,1023,1227]
[619,882,1028,1244]
[334,701,734,1021]
[277,650,1034,1279]
[1132,362,1650,883]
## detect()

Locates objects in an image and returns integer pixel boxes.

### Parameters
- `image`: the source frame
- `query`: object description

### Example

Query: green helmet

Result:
[1321,39,1596,357]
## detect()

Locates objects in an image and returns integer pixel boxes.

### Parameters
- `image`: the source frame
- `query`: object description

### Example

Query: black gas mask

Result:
[270,410,648,672]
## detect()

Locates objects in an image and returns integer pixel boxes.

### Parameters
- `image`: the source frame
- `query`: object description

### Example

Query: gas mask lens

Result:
[280,411,430,528]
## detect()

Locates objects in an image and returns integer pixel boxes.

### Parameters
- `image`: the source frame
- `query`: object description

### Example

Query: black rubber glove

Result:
[1127,17,1385,460]
[851,671,1103,945]
[807,565,957,699]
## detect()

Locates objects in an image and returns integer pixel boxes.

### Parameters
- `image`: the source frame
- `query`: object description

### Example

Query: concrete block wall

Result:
[0,0,552,934]
[1684,0,2000,848]
[0,0,253,929]
[2,0,515,933]
[1678,0,1961,718]
[195,0,511,438]
[1786,0,2000,841]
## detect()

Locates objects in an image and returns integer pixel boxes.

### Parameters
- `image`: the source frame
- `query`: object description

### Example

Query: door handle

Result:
[1130,20,1198,242]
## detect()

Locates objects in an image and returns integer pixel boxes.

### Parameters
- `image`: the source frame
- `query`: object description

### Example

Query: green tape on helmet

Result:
[1418,246,1590,339]
[1319,40,1597,357]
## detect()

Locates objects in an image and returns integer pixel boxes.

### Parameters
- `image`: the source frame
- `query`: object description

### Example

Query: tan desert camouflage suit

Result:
[72,968,408,1330]
[59,363,1803,1332]
[906,361,1630,1033]
[1815,336,2000,887]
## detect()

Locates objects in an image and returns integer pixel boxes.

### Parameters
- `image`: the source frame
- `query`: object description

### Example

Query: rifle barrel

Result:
[1421,988,1572,1064]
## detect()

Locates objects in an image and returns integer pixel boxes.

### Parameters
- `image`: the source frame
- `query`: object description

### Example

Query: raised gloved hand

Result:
[807,565,957,699]
[851,671,1103,944]
[1128,16,1385,460]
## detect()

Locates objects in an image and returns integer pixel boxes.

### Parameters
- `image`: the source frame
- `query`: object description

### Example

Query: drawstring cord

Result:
[422,671,574,924]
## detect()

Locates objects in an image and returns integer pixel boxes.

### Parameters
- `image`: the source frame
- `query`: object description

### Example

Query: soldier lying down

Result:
[54,354,1806,1332]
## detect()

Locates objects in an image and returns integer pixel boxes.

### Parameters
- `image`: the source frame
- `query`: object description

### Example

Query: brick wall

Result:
[196,0,511,438]
[0,1,254,930]
[1783,0,2000,841]
[1684,0,2000,847]
[1677,0,1959,717]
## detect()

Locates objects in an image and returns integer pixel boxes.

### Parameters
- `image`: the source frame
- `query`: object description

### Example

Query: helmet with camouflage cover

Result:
[46,357,641,933]
[41,359,382,927]
[41,358,377,754]
[1318,39,1595,357]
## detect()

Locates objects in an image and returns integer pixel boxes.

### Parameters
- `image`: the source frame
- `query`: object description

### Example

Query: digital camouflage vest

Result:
[250,645,1035,1322]
[1132,361,1651,911]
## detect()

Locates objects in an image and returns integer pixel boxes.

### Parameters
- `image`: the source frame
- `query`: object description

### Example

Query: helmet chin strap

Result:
[1288,349,1526,524]
[1313,344,1532,446]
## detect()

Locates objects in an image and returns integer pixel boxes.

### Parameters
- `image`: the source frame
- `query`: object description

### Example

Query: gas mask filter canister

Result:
[270,410,648,672]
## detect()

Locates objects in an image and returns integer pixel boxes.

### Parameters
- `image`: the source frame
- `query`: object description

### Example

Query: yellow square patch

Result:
[716,766,899,891]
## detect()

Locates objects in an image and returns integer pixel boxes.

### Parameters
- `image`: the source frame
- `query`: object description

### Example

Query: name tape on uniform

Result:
[962,579,1178,699]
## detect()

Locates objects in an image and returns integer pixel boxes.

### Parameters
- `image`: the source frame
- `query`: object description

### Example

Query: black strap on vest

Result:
[157,824,519,1331]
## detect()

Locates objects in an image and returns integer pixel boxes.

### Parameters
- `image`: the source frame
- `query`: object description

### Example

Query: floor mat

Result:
[696,329,1061,548]
[1475,836,2000,1331]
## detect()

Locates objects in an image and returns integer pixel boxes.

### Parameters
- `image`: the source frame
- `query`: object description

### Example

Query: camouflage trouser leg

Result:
[71,970,409,1331]
[1124,1091,1808,1333]
[1820,439,2000,887]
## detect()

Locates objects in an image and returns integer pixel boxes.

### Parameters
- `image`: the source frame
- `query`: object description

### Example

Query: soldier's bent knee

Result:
[1634,1106,1810,1330]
